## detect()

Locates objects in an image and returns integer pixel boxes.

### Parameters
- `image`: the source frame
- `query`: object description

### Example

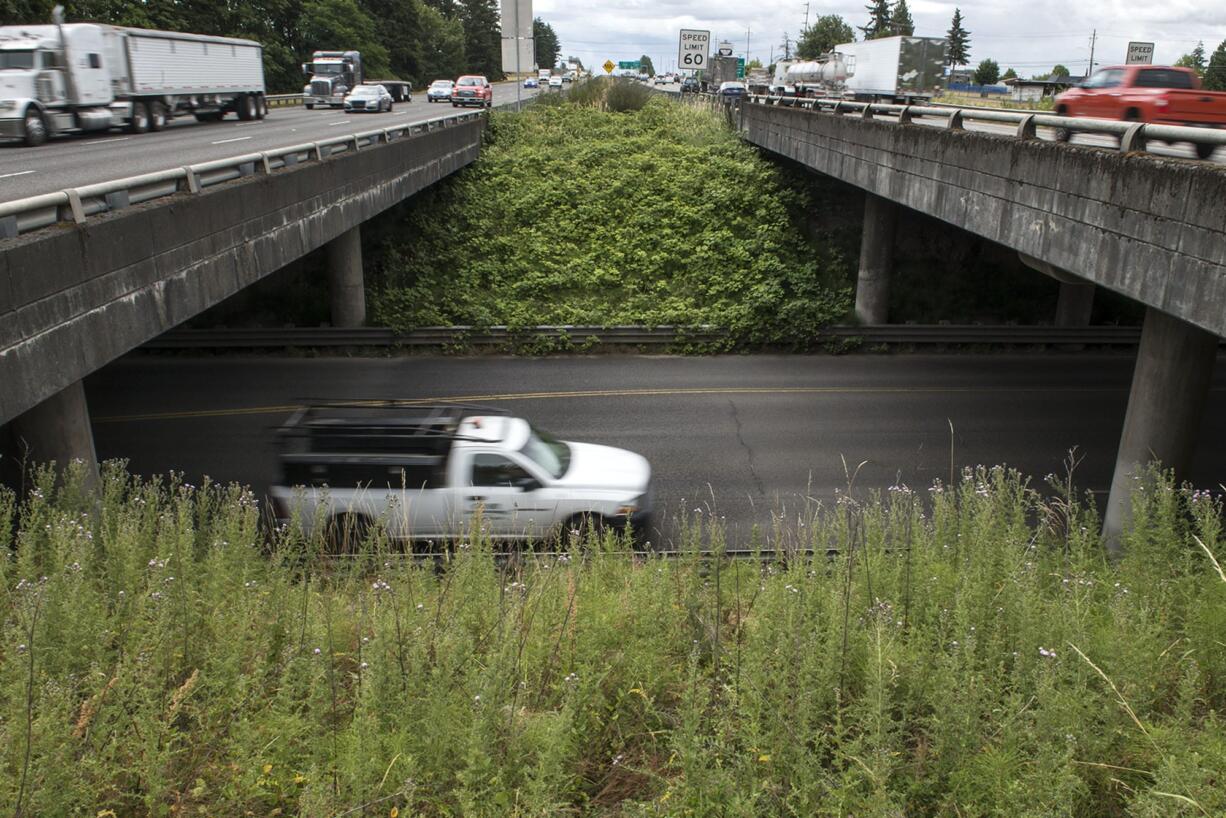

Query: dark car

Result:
[681,77,699,93]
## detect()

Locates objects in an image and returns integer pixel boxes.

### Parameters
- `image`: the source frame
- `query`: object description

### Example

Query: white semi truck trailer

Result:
[0,7,266,146]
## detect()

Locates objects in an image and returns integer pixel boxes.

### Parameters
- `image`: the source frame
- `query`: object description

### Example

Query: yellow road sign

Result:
[603,59,615,74]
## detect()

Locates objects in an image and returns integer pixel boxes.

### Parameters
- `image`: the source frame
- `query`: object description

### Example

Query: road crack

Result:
[728,398,766,498]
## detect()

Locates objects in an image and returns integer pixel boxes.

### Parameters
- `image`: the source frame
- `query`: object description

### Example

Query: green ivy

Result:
[370,99,853,348]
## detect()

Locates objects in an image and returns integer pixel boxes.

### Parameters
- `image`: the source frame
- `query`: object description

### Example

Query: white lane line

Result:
[211,135,253,145]
[80,137,130,146]
[0,170,36,179]
[328,120,352,125]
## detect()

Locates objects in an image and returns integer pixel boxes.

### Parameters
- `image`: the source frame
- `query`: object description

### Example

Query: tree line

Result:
[0,0,564,92]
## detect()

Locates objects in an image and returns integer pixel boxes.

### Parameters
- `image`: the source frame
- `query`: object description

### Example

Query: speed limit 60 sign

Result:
[679,29,710,70]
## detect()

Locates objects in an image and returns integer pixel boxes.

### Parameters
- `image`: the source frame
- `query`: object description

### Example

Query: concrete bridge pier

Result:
[853,194,898,325]
[1103,308,1218,555]
[1019,254,1095,328]
[327,225,367,327]
[8,380,99,488]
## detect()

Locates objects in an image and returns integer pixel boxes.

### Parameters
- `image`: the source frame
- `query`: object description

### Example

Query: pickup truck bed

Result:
[1054,65,1226,159]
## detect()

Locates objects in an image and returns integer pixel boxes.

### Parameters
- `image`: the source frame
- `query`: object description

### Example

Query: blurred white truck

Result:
[269,402,654,547]
[0,7,266,146]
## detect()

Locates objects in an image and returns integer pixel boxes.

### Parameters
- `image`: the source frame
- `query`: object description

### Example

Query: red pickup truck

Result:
[1053,65,1226,159]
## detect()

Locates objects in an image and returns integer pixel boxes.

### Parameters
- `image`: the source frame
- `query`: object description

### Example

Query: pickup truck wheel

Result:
[255,94,267,119]
[562,513,606,548]
[148,100,167,131]
[22,107,47,146]
[326,513,371,554]
[128,101,150,134]
[1194,142,1217,160]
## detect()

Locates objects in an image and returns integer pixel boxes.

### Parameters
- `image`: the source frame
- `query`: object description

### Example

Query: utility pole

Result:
[746,27,751,66]
[1088,28,1097,76]
[803,2,810,31]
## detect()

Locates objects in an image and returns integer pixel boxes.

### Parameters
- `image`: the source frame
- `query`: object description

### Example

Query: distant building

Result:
[946,68,973,85]
[1004,76,1081,102]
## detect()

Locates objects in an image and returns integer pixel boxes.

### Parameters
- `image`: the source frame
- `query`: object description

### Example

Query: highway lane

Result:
[0,80,538,202]
[85,353,1226,546]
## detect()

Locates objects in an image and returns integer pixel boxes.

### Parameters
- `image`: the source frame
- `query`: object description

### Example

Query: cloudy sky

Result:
[530,0,1226,77]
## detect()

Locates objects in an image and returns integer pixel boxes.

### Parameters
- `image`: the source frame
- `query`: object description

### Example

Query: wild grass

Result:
[1,462,1224,815]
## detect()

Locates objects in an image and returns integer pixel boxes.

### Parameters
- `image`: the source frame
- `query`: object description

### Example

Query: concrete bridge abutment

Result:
[326,225,367,328]
[7,380,99,489]
[1102,308,1218,556]
[854,194,898,325]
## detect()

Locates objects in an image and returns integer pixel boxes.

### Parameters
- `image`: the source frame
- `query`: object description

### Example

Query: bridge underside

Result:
[741,103,1225,548]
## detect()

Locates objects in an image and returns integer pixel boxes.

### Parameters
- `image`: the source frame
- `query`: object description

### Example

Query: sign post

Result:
[678,29,710,73]
[1125,41,1155,65]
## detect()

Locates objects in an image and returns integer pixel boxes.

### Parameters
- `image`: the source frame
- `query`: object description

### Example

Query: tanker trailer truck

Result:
[784,53,850,98]
[0,6,266,146]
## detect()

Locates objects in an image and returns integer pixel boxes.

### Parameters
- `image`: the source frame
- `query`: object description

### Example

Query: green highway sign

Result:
[736,57,745,78]
[618,60,641,70]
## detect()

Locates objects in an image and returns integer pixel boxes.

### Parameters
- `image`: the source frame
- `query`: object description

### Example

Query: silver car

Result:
[427,79,454,102]
[344,84,394,112]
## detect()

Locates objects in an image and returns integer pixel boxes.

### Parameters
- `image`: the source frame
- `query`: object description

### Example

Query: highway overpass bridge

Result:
[0,84,544,486]
[738,98,1226,548]
[2,86,1224,549]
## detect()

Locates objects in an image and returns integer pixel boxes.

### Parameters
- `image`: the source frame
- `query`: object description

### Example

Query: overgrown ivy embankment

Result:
[371,95,853,348]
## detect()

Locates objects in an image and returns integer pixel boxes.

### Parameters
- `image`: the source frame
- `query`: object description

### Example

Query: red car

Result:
[1053,65,1226,159]
[452,75,492,108]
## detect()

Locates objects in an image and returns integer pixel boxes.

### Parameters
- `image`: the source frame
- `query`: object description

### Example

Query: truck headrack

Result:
[276,400,511,455]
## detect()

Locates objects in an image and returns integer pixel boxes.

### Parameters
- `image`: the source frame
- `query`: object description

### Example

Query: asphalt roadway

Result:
[86,353,1226,546]
[0,80,539,202]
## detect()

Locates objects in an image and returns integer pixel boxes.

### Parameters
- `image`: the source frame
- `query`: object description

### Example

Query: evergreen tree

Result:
[416,2,466,81]
[945,8,970,66]
[360,0,423,80]
[459,0,501,78]
[972,58,999,86]
[888,0,914,36]
[1174,41,1206,77]
[533,18,559,71]
[639,54,655,76]
[1001,67,1017,80]
[1050,64,1070,77]
[861,0,890,40]
[1205,38,1226,91]
[797,14,854,59]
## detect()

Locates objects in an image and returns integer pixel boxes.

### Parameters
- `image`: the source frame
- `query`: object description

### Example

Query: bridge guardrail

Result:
[0,110,485,238]
[142,324,1183,350]
[745,95,1226,159]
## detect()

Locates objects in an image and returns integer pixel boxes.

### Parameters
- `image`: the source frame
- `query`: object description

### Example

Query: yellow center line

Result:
[92,384,1135,424]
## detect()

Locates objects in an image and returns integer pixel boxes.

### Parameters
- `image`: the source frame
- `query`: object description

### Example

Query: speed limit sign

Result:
[679,29,710,70]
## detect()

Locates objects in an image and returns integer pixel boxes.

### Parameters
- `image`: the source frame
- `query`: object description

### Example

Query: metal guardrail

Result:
[745,94,1226,158]
[265,93,303,108]
[143,324,1172,350]
[0,109,485,239]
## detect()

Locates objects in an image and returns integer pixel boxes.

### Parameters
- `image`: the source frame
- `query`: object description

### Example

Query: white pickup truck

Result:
[269,402,653,547]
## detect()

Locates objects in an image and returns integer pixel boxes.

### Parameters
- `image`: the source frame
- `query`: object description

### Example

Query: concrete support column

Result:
[326,225,366,327]
[1103,308,1218,555]
[854,194,898,325]
[9,379,99,488]
[1055,280,1095,327]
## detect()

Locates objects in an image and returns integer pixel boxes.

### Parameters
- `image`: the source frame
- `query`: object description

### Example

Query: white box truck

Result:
[0,7,266,146]
[835,35,946,103]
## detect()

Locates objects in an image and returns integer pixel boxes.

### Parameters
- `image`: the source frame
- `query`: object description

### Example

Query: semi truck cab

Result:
[303,50,362,109]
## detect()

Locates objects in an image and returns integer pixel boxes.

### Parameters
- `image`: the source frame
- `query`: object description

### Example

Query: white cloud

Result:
[528,0,1226,76]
